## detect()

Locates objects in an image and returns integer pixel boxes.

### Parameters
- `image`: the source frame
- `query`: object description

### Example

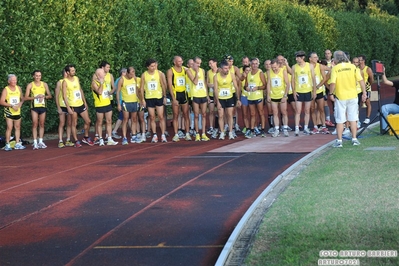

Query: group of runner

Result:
[0,50,374,151]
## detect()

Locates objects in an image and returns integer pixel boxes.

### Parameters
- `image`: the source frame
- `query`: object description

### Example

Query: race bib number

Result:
[147,81,157,91]
[126,84,136,95]
[177,77,185,87]
[34,97,44,105]
[271,78,282,88]
[248,83,256,91]
[74,90,82,100]
[298,75,309,85]
[9,96,19,105]
[196,80,205,90]
[219,88,231,97]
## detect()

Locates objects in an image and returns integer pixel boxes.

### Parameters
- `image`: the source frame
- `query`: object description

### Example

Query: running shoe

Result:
[325,120,335,127]
[303,128,311,135]
[99,138,105,146]
[195,134,201,141]
[4,144,12,151]
[74,141,82,148]
[58,141,65,148]
[65,140,74,147]
[14,142,26,150]
[363,118,370,124]
[107,138,118,145]
[268,127,275,134]
[272,130,280,138]
[321,127,330,134]
[201,133,210,141]
[235,124,241,132]
[172,134,180,142]
[283,130,289,137]
[295,128,300,137]
[131,135,138,143]
[122,137,129,145]
[241,127,247,134]
[352,139,361,146]
[145,131,151,138]
[332,140,343,148]
[343,128,351,136]
[33,143,39,150]
[254,127,261,136]
[112,132,122,139]
[141,134,146,143]
[207,128,214,135]
[219,131,225,140]
[185,133,192,141]
[311,128,319,134]
[261,130,266,138]
[245,130,253,139]
[164,131,170,137]
[38,142,47,149]
[229,132,234,140]
[211,130,218,139]
[178,130,185,139]
[82,137,94,146]
[161,134,167,143]
[151,134,158,143]
[94,136,100,145]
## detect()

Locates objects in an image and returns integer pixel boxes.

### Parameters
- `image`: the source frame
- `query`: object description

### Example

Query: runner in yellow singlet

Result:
[24,70,52,149]
[55,70,72,148]
[291,51,317,136]
[308,52,330,134]
[207,58,218,136]
[140,58,168,143]
[0,74,26,151]
[267,59,290,137]
[92,68,118,146]
[62,64,93,147]
[167,55,190,142]
[214,60,241,140]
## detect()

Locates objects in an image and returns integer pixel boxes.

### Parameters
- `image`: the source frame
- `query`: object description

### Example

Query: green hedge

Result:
[1,0,399,136]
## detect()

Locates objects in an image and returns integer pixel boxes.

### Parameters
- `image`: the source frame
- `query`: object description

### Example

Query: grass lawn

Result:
[246,128,399,266]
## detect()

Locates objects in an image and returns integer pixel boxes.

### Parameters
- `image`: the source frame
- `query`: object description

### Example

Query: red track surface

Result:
[0,83,394,265]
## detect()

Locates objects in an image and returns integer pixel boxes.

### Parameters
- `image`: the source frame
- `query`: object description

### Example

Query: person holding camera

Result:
[381,68,399,133]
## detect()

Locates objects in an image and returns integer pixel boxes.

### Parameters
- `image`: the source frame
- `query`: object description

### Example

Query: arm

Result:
[55,80,62,113]
[367,67,374,84]
[382,69,393,87]
[186,67,199,85]
[110,74,116,94]
[283,69,290,102]
[266,71,271,102]
[291,65,297,98]
[44,82,52,100]
[167,69,177,104]
[116,78,123,111]
[309,64,317,98]
[140,73,146,108]
[160,71,167,105]
[24,83,33,101]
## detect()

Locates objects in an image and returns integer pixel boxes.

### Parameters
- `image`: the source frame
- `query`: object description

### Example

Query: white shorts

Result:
[334,98,359,123]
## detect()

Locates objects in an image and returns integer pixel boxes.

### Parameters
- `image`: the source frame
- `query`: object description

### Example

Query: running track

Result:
[0,84,394,265]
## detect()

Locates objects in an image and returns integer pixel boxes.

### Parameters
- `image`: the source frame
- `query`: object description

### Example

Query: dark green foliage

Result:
[1,0,399,136]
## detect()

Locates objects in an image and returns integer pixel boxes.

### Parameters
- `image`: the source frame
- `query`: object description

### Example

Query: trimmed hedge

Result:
[1,0,399,136]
